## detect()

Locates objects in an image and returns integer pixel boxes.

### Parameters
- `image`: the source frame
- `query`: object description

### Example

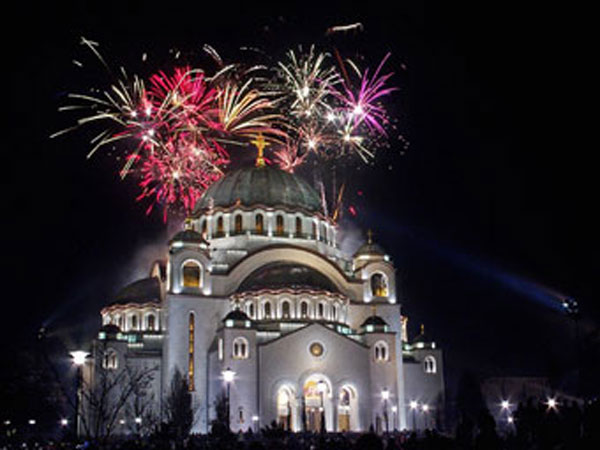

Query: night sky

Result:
[3,1,597,398]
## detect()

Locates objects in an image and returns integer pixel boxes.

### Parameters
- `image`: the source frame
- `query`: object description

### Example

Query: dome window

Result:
[216,216,225,237]
[256,214,264,235]
[234,215,243,235]
[282,301,291,319]
[275,215,284,236]
[300,301,309,318]
[263,301,272,319]
[295,217,302,237]
[147,314,156,331]
[182,260,202,288]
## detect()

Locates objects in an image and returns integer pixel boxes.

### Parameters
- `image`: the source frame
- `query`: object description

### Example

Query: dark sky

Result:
[3,1,597,397]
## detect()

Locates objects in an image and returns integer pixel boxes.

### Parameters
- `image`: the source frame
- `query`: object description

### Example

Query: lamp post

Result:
[381,388,390,433]
[252,415,259,433]
[70,350,88,438]
[410,401,418,431]
[391,406,398,431]
[222,368,236,431]
[422,404,429,430]
[317,380,327,432]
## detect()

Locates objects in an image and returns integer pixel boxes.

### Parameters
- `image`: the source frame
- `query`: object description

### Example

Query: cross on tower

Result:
[367,229,374,244]
[251,132,270,168]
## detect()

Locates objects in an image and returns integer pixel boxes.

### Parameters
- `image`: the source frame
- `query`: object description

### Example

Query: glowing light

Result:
[501,400,510,410]
[135,417,142,424]
[29,420,36,425]
[546,397,558,410]
[410,401,418,410]
[70,350,89,366]
[222,367,236,383]
[422,404,429,412]
[508,416,514,424]
[381,388,390,400]
[60,418,68,427]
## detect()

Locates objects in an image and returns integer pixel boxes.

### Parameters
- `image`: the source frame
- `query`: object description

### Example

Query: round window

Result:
[309,342,324,357]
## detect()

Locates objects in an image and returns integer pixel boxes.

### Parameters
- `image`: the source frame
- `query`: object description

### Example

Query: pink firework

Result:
[136,133,229,221]
[148,66,221,132]
[273,139,306,173]
[333,53,397,135]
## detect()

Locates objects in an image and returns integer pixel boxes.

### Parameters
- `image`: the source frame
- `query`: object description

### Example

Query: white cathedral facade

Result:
[87,164,445,434]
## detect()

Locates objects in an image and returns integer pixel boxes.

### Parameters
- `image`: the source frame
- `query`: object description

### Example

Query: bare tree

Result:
[162,369,193,439]
[79,347,158,442]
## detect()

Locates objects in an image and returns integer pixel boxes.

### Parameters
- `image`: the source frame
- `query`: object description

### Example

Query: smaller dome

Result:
[169,229,206,245]
[354,242,385,257]
[412,324,433,344]
[223,309,251,322]
[361,315,388,328]
[113,277,161,305]
[100,324,121,333]
[99,324,121,338]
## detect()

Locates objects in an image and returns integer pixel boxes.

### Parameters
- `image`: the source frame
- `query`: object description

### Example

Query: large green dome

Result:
[194,166,322,213]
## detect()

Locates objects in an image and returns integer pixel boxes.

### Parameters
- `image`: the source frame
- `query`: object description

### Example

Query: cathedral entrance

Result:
[338,385,358,431]
[302,375,332,432]
[276,385,297,431]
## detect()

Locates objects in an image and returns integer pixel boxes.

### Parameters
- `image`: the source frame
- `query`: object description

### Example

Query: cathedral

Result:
[87,156,445,434]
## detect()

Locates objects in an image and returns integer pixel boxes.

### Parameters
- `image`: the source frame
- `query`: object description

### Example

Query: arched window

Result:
[317,302,325,319]
[147,314,156,331]
[131,314,138,330]
[263,301,272,319]
[188,313,195,390]
[216,216,224,237]
[275,215,284,236]
[248,303,255,319]
[182,260,202,288]
[233,337,249,359]
[234,215,243,234]
[201,220,207,237]
[117,316,123,329]
[256,214,264,235]
[102,349,118,370]
[312,222,316,238]
[320,224,327,242]
[282,301,291,319]
[424,355,437,374]
[374,341,389,362]
[332,305,338,321]
[371,273,389,297]
[295,217,302,236]
[300,301,309,318]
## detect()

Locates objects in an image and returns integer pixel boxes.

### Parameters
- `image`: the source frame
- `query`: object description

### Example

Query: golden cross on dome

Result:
[251,132,270,167]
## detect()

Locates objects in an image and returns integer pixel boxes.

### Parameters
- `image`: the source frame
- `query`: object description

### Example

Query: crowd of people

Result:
[2,398,598,450]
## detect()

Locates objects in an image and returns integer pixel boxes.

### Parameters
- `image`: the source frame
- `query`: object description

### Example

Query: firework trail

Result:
[52,38,400,222]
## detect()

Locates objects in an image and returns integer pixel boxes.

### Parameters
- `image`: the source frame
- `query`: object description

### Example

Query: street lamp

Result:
[501,400,510,410]
[252,415,259,433]
[317,380,327,432]
[381,388,390,433]
[222,368,236,431]
[546,397,558,411]
[410,401,418,431]
[422,404,429,430]
[60,418,68,427]
[70,350,89,437]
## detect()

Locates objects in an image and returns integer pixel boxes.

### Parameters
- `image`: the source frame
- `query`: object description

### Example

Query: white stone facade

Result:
[88,167,445,434]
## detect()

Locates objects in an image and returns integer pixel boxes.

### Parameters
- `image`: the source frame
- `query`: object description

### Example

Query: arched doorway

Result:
[302,375,332,432]
[338,385,359,431]
[276,385,297,431]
